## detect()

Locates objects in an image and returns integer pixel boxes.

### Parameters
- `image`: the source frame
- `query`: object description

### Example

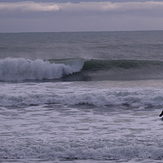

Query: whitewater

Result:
[0,31,163,163]
[0,58,84,81]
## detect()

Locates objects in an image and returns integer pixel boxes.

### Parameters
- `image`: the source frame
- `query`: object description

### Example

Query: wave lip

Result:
[0,58,84,81]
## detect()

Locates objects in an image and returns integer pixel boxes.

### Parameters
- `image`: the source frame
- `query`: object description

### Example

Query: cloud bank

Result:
[0,1,163,32]
[0,1,163,15]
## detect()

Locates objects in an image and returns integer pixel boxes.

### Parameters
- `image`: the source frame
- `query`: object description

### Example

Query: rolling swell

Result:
[83,59,163,71]
[80,59,163,81]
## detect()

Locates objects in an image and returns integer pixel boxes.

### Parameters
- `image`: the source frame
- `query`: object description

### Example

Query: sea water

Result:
[0,31,163,163]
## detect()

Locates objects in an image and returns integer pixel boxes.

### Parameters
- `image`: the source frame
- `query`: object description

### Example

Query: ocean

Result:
[0,31,163,163]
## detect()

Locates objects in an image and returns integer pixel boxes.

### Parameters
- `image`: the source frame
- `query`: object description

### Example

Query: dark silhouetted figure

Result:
[159,111,163,117]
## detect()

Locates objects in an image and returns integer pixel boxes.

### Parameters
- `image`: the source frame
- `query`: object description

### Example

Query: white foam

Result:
[1,82,163,108]
[0,82,163,161]
[0,58,84,81]
[0,138,163,160]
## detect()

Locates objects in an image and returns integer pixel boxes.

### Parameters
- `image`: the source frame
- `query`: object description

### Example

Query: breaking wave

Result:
[1,58,163,81]
[0,58,84,81]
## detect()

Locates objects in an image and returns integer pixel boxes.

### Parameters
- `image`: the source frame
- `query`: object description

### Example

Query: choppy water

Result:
[0,31,163,163]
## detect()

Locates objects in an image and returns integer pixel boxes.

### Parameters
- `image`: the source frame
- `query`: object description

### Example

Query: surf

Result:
[1,57,163,82]
[0,58,84,81]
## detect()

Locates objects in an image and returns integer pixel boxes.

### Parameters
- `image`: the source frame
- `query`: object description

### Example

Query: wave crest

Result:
[0,58,84,81]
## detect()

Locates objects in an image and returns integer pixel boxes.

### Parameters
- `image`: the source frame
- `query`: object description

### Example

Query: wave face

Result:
[0,58,84,81]
[83,59,163,71]
[82,59,163,81]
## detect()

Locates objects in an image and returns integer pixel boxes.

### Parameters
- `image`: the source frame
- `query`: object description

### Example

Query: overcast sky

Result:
[0,0,163,32]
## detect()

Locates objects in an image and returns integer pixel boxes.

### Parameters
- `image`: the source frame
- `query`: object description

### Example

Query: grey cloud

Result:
[0,1,163,32]
[0,1,163,15]
[0,1,59,12]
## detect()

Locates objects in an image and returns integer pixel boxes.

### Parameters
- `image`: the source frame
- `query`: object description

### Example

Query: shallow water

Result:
[0,81,163,162]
